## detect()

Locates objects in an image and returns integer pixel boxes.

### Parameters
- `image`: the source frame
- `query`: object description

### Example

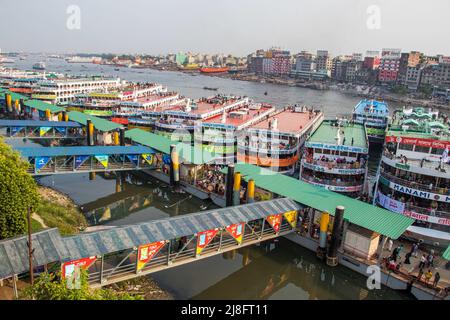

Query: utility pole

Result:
[27,207,34,285]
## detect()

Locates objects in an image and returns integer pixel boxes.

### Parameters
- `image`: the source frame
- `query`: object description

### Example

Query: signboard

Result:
[283,211,298,228]
[126,154,139,166]
[225,223,244,244]
[35,156,51,172]
[376,191,405,214]
[10,126,24,136]
[61,256,97,279]
[75,155,89,169]
[266,214,283,233]
[385,135,450,150]
[302,161,366,175]
[39,126,51,137]
[142,154,154,165]
[55,126,67,135]
[196,229,219,255]
[162,154,171,165]
[403,210,450,226]
[305,141,368,154]
[136,241,166,271]
[390,182,450,203]
[304,179,363,192]
[95,155,109,168]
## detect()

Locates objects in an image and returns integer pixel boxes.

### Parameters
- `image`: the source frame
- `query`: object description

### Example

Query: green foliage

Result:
[36,198,87,235]
[30,218,43,233]
[0,138,40,239]
[21,270,143,300]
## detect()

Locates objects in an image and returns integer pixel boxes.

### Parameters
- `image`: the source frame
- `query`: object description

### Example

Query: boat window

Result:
[398,143,414,151]
[322,149,330,155]
[414,146,431,154]
[431,147,444,155]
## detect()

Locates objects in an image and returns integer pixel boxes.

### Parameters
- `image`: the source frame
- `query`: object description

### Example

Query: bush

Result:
[0,138,40,239]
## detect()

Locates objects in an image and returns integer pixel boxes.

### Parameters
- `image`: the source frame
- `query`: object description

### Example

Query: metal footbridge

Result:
[15,146,156,175]
[0,198,300,287]
[0,120,84,139]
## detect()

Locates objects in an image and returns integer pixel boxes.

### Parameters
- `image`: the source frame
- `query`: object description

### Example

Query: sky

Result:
[1,0,449,56]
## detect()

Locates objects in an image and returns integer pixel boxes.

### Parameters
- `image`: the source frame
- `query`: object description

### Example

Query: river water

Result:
[7,56,411,299]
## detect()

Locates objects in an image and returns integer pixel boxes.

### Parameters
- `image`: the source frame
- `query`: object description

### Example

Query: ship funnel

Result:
[221,110,227,123]
[185,98,191,112]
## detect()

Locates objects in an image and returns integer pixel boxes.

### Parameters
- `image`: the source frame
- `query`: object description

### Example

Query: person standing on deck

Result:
[411,242,419,258]
[387,238,394,252]
[419,254,427,270]
[424,270,433,285]
[433,272,441,288]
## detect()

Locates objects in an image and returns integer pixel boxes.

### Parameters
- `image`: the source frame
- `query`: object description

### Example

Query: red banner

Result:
[196,229,219,255]
[137,241,166,271]
[61,256,97,279]
[386,136,450,150]
[266,214,283,233]
[226,223,245,244]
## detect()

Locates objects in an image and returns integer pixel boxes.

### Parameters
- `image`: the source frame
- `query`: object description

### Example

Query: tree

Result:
[0,138,40,239]
[21,270,143,300]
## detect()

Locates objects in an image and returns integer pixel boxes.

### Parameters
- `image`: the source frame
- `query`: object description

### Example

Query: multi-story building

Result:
[315,50,332,76]
[363,56,380,70]
[295,51,315,72]
[398,51,422,85]
[331,55,351,82]
[378,48,401,84]
[271,50,291,75]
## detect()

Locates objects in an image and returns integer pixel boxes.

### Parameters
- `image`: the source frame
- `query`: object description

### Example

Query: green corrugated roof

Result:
[2,90,30,102]
[125,128,217,165]
[308,120,368,150]
[68,111,122,132]
[221,163,414,239]
[24,99,64,114]
[443,245,450,261]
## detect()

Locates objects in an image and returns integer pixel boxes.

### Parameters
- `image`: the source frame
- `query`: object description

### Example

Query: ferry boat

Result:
[238,105,324,175]
[32,62,46,70]
[199,67,229,73]
[352,99,389,145]
[198,102,275,164]
[374,106,450,246]
[300,119,369,197]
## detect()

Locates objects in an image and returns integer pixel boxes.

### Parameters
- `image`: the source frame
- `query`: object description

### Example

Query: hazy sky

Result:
[1,0,449,56]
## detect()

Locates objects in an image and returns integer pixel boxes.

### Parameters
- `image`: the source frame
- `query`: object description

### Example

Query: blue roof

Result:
[0,120,81,128]
[353,99,389,116]
[15,146,154,158]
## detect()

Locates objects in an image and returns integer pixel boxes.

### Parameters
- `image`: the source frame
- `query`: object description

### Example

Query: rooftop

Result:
[24,99,64,114]
[202,104,274,128]
[222,163,414,239]
[250,107,323,135]
[68,111,123,132]
[307,120,368,151]
[15,145,153,158]
[353,99,389,116]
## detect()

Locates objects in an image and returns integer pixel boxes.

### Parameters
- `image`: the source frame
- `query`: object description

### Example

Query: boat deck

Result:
[307,120,368,150]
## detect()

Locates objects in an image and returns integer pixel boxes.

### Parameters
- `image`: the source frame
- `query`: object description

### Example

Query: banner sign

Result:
[10,126,24,136]
[137,241,166,271]
[283,211,298,228]
[376,191,405,214]
[302,161,366,175]
[61,256,97,279]
[162,154,171,165]
[142,153,154,165]
[377,191,450,226]
[389,182,450,203]
[196,229,219,255]
[385,135,450,150]
[55,126,67,135]
[266,214,283,233]
[35,156,51,172]
[305,141,368,154]
[225,223,245,244]
[39,126,51,137]
[304,179,363,192]
[75,155,89,169]
[95,155,109,168]
[126,154,139,166]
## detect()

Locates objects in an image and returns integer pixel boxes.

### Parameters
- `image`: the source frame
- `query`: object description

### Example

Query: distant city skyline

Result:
[1,0,449,56]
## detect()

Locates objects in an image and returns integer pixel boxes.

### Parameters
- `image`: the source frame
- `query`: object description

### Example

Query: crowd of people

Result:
[195,165,226,195]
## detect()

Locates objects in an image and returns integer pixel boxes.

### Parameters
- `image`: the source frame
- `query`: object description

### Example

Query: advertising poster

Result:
[266,214,282,233]
[39,126,51,137]
[55,126,67,135]
[126,154,139,166]
[10,126,23,136]
[226,223,245,244]
[95,155,109,168]
[142,153,154,165]
[75,155,89,169]
[61,256,97,279]
[196,229,219,255]
[35,156,51,172]
[137,241,167,271]
[283,211,298,228]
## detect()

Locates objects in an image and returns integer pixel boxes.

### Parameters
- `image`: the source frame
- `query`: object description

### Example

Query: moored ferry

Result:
[238,105,324,175]
[352,99,389,145]
[199,66,229,73]
[374,106,450,246]
[300,119,369,196]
